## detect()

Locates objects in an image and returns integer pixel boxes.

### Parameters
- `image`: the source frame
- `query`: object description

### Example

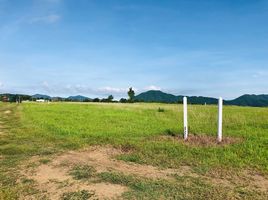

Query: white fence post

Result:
[183,97,188,140]
[217,97,223,142]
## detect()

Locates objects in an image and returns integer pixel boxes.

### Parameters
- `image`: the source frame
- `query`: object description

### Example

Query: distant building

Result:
[36,99,46,103]
[2,95,9,102]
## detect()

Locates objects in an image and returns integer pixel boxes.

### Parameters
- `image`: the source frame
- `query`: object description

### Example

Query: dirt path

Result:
[21,146,193,199]
[0,109,11,136]
[51,146,194,179]
[21,146,268,199]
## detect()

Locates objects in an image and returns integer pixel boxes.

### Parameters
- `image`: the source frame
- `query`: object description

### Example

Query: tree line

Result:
[0,87,138,103]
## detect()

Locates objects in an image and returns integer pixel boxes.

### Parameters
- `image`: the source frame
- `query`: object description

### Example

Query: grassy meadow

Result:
[0,102,268,199]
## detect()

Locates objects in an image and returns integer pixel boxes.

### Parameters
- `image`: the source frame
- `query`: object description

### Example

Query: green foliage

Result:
[39,158,51,164]
[61,190,96,200]
[92,98,100,102]
[69,165,96,180]
[164,129,176,137]
[119,98,127,103]
[100,95,114,102]
[127,87,135,102]
[157,107,165,112]
[108,95,114,101]
[98,172,267,200]
[0,94,31,102]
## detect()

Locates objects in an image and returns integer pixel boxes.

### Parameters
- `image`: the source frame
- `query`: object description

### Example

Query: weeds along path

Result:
[0,107,10,160]
[0,121,3,136]
[0,110,9,136]
[0,119,4,161]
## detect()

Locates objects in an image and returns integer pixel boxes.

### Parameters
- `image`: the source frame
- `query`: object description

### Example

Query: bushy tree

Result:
[120,98,127,103]
[127,87,135,102]
[92,98,100,102]
[108,95,114,102]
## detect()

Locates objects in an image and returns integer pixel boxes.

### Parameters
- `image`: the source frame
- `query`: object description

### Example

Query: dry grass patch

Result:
[4,110,11,114]
[203,168,268,192]
[0,121,5,136]
[158,133,242,147]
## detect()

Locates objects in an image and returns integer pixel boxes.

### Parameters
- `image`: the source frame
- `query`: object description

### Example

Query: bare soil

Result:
[4,110,11,114]
[21,146,193,199]
[21,146,268,199]
[51,146,193,179]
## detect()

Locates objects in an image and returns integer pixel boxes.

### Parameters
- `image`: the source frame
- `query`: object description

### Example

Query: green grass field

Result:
[0,102,267,199]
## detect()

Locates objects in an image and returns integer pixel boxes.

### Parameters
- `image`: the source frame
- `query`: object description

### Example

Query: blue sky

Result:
[0,0,268,99]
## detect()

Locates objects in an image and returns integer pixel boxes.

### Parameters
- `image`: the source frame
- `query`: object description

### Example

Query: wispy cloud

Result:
[0,81,3,88]
[0,13,61,40]
[252,70,268,78]
[144,85,161,91]
[20,82,146,98]
[38,82,133,97]
[97,87,129,94]
[29,14,61,24]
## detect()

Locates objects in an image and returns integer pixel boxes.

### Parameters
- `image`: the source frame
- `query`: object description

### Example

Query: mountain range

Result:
[67,95,91,101]
[1,91,268,107]
[31,94,90,101]
[134,90,268,107]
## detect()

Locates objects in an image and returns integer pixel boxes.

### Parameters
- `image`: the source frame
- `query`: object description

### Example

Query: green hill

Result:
[32,94,51,100]
[134,90,268,107]
[134,90,179,103]
[134,90,218,104]
[67,95,91,102]
[226,94,268,107]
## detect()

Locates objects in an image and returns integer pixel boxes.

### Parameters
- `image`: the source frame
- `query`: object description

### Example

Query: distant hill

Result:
[2,91,268,107]
[186,96,218,105]
[134,90,218,105]
[134,90,179,103]
[32,94,51,100]
[67,95,90,102]
[134,90,268,107]
[31,94,90,102]
[225,94,268,107]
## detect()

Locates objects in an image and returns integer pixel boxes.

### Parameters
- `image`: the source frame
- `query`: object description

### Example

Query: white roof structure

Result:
[36,99,46,102]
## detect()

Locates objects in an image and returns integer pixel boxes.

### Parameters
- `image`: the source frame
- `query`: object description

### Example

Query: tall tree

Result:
[128,87,135,102]
[108,95,114,102]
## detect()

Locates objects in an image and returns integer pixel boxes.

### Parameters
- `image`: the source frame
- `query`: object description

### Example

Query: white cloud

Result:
[97,86,139,94]
[42,81,49,87]
[252,70,268,78]
[0,82,3,87]
[144,85,161,91]
[97,87,128,93]
[30,14,61,24]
